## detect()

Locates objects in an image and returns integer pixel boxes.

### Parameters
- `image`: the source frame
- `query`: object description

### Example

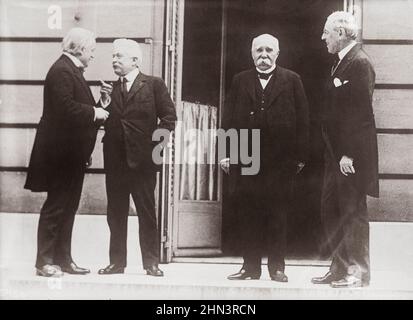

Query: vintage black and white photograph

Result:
[0,0,412,301]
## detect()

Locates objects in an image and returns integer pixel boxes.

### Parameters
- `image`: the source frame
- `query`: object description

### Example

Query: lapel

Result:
[245,67,286,111]
[61,55,95,104]
[266,66,287,110]
[111,79,124,113]
[331,43,361,78]
[245,69,257,103]
[125,72,147,105]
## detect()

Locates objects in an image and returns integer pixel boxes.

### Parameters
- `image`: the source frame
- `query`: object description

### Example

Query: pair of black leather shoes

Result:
[145,265,164,277]
[311,271,341,284]
[36,264,64,277]
[98,264,164,277]
[270,270,288,282]
[37,262,89,276]
[227,268,288,282]
[60,262,90,275]
[330,275,369,288]
[227,268,261,280]
[311,272,369,288]
[98,264,125,275]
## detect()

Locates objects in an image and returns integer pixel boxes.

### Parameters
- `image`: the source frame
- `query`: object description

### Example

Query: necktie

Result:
[120,77,128,102]
[331,54,340,75]
[257,70,274,80]
[78,66,85,73]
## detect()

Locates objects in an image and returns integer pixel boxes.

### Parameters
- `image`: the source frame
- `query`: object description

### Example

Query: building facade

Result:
[0,0,412,263]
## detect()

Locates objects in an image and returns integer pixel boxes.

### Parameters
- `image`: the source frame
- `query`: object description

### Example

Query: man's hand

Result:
[339,155,355,176]
[220,158,230,174]
[99,80,113,106]
[296,162,305,174]
[94,107,109,121]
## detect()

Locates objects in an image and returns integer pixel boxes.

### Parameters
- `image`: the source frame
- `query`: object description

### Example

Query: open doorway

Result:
[177,0,343,261]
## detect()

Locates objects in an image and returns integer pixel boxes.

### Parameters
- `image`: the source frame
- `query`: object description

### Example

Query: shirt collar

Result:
[338,41,357,60]
[256,64,276,75]
[63,52,84,68]
[122,68,140,83]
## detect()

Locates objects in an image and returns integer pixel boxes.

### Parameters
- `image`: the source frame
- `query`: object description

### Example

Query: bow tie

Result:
[78,66,85,73]
[257,71,274,80]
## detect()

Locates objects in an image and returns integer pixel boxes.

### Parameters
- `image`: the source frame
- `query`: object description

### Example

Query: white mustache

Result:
[258,59,271,64]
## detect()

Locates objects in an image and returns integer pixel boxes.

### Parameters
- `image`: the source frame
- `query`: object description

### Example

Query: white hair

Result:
[327,11,358,40]
[62,27,96,56]
[113,38,143,66]
[251,34,279,51]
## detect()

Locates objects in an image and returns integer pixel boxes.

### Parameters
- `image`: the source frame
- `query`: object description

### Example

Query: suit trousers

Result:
[35,168,85,268]
[105,154,159,269]
[237,168,293,275]
[321,150,370,281]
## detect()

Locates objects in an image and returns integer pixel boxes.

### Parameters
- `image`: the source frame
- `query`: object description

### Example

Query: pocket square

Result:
[333,78,350,87]
[333,77,342,87]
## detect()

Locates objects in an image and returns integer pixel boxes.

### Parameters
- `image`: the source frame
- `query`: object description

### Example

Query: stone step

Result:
[2,213,413,270]
[2,264,413,300]
[1,213,413,299]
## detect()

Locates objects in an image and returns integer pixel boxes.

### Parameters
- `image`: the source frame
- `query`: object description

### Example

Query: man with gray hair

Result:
[25,27,109,277]
[311,11,378,288]
[97,39,176,277]
[222,33,309,282]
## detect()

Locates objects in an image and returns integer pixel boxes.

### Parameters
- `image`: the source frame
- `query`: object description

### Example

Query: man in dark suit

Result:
[25,28,109,277]
[98,39,176,277]
[221,34,309,282]
[311,11,379,288]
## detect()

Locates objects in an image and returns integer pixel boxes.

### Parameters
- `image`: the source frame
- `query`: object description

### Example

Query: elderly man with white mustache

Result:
[221,33,309,282]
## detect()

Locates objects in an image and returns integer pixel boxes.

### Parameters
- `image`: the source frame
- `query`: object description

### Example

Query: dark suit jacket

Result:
[222,67,309,195]
[25,54,98,192]
[322,44,379,197]
[103,72,176,171]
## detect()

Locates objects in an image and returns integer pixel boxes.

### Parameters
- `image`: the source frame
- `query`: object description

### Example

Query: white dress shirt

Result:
[101,68,140,108]
[337,41,357,66]
[256,64,276,89]
[121,68,140,92]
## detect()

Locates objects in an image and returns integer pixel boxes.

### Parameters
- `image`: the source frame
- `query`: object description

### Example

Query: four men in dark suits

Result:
[25,28,109,277]
[222,34,309,282]
[311,11,379,288]
[26,13,379,287]
[97,39,176,277]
